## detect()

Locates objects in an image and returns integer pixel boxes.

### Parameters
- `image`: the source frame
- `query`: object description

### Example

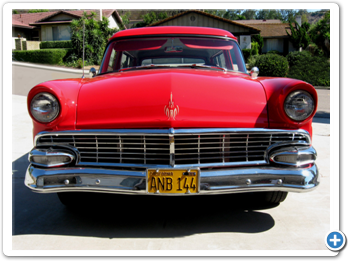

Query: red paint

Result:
[109,26,237,41]
[76,69,268,129]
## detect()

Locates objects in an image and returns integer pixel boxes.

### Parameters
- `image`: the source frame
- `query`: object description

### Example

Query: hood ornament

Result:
[164,93,179,120]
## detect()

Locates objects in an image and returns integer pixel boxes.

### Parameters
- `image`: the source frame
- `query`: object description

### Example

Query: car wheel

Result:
[263,191,288,204]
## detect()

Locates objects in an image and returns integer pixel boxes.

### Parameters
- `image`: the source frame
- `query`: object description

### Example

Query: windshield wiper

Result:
[178,64,227,72]
[118,64,170,72]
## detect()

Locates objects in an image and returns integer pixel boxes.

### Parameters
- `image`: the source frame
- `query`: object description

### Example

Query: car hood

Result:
[76,69,268,129]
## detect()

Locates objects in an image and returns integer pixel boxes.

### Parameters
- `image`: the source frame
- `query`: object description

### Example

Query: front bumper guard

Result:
[25,164,319,195]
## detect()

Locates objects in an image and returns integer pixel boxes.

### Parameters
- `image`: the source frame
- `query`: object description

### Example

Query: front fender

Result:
[257,77,318,137]
[27,78,83,139]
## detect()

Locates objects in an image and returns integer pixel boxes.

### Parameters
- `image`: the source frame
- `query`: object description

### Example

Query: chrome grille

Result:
[36,130,309,167]
[37,134,171,165]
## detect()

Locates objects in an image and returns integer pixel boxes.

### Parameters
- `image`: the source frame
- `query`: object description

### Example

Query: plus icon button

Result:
[326,231,346,251]
[330,234,341,246]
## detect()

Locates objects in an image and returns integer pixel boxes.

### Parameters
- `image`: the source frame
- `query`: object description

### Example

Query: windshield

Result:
[99,37,247,74]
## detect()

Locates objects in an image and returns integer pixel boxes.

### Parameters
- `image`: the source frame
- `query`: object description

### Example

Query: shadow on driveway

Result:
[12,153,276,239]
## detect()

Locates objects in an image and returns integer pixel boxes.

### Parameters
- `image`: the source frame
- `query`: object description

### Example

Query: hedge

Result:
[287,54,330,86]
[286,50,312,67]
[253,53,289,77]
[40,40,72,49]
[12,48,72,64]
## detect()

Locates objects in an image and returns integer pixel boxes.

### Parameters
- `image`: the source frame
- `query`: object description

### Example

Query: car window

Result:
[100,37,247,73]
[212,52,227,68]
[107,49,116,72]
[120,52,135,69]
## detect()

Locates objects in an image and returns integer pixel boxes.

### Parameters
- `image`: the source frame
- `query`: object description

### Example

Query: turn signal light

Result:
[269,146,316,167]
[29,148,75,167]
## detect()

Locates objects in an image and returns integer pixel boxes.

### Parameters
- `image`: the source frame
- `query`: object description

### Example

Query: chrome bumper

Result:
[25,164,319,195]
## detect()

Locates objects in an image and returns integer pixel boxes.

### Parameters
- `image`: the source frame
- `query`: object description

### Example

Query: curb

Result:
[314,86,330,90]
[12,61,90,74]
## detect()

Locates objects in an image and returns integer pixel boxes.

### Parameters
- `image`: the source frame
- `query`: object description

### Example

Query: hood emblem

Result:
[164,93,179,120]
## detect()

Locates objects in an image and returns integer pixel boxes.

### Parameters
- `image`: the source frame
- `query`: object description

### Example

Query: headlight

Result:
[284,90,314,121]
[30,92,60,123]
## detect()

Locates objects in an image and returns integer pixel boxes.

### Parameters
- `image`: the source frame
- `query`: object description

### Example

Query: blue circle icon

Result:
[325,231,346,251]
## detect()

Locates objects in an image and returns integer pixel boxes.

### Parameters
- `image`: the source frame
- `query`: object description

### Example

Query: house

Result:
[234,19,297,54]
[146,10,296,55]
[12,10,125,48]
[147,10,260,44]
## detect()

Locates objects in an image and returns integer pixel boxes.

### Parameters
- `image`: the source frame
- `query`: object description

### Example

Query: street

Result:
[11,63,331,250]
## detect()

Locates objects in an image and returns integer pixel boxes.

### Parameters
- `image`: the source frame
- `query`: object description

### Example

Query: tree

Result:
[252,34,264,54]
[133,11,168,27]
[224,10,244,20]
[12,10,19,14]
[241,9,257,20]
[280,9,298,22]
[120,12,130,30]
[255,9,282,20]
[68,12,118,65]
[286,21,311,50]
[309,11,330,57]
[27,9,49,13]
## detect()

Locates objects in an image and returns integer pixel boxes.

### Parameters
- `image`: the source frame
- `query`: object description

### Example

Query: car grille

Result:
[36,130,310,167]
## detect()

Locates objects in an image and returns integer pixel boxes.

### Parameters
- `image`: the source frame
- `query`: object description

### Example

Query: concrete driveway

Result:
[10,63,332,252]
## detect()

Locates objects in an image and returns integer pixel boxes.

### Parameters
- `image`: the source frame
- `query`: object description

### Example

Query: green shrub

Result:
[40,40,72,49]
[287,55,330,86]
[76,58,87,68]
[267,50,282,55]
[242,49,253,62]
[12,48,72,64]
[253,53,289,77]
[251,42,259,55]
[305,44,324,57]
[247,55,259,68]
[251,35,264,54]
[286,51,312,67]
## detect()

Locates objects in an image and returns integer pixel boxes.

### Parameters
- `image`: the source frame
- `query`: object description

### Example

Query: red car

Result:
[25,26,319,207]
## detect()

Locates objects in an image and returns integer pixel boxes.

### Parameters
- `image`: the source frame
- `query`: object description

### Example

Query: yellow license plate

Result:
[146,169,200,194]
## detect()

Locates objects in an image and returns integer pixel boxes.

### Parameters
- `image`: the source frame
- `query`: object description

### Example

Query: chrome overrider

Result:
[24,128,319,195]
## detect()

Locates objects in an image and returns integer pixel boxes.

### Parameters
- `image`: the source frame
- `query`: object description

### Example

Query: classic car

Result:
[25,26,319,207]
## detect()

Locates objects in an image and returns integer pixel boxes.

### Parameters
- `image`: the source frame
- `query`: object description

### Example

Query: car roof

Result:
[109,26,237,41]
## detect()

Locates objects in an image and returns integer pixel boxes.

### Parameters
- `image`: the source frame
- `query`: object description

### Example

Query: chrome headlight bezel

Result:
[30,92,60,123]
[284,90,315,121]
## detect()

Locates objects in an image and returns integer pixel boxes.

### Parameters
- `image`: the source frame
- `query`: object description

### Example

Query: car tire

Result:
[263,191,288,204]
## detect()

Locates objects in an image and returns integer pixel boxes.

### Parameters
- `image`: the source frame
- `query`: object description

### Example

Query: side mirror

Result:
[89,67,97,78]
[250,67,259,79]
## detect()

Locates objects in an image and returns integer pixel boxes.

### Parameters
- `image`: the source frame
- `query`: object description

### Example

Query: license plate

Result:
[146,169,200,194]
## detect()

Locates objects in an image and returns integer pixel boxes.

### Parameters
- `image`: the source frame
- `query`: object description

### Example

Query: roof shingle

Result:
[243,23,291,38]
[12,9,123,28]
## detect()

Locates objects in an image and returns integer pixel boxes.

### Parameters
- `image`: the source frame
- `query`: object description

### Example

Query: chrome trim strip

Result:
[25,164,319,194]
[74,160,268,169]
[169,134,175,167]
